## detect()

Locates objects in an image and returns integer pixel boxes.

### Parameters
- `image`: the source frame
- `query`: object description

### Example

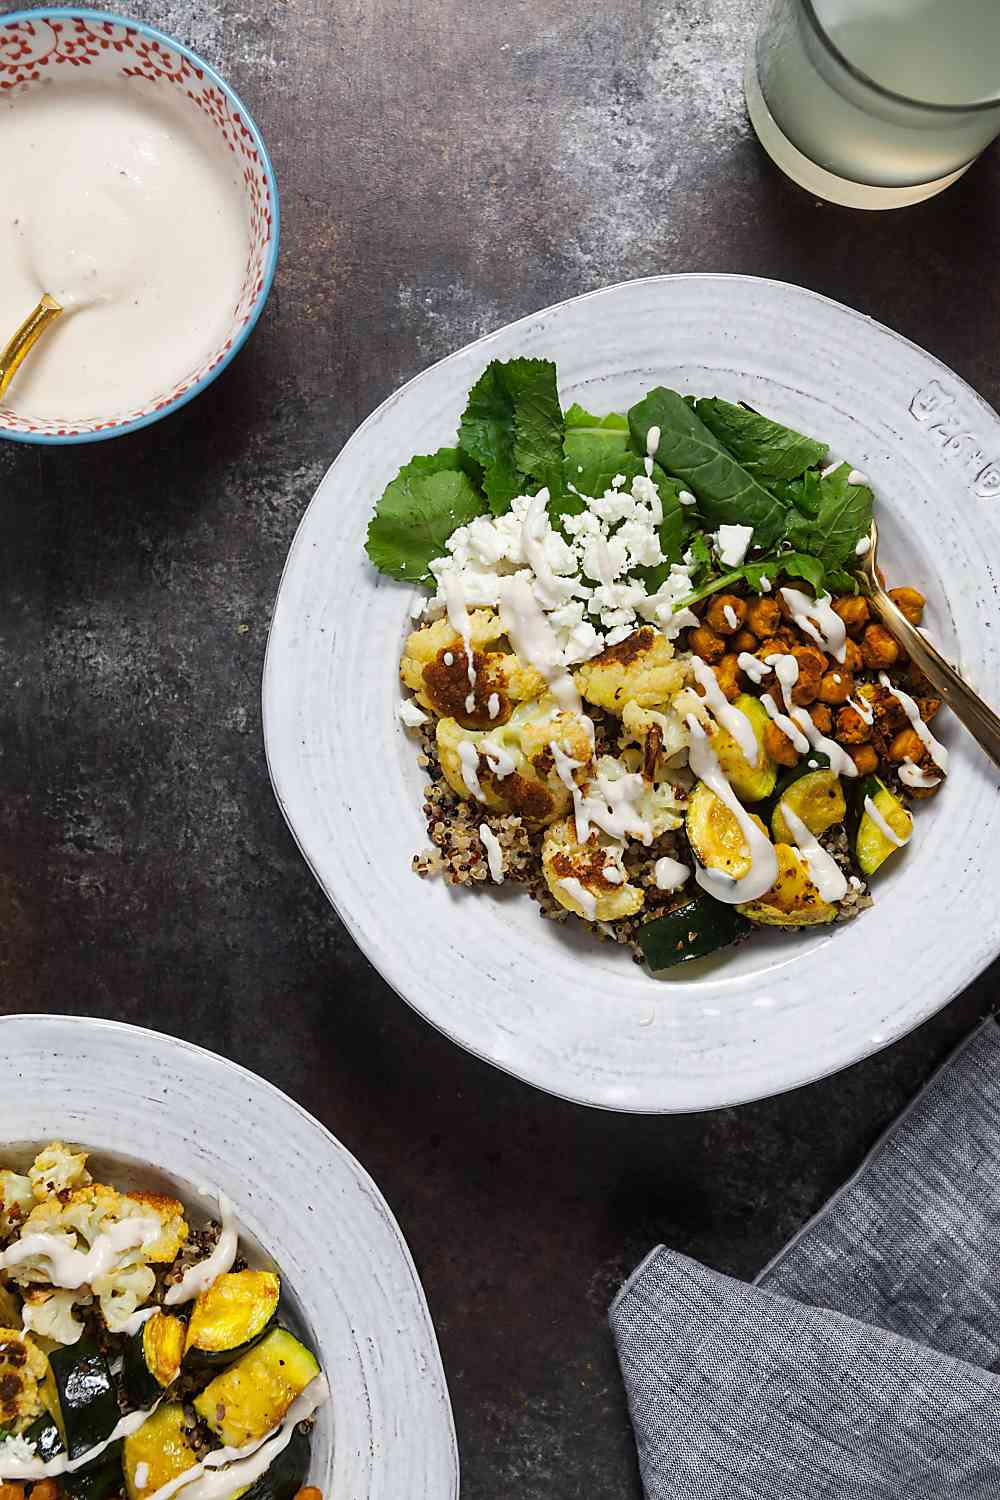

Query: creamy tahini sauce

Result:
[685,716,778,904]
[0,76,251,422]
[691,658,759,767]
[778,802,847,902]
[163,1194,237,1306]
[779,588,847,663]
[0,1214,162,1288]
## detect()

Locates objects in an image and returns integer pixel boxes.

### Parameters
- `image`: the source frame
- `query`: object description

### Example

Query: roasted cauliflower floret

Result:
[437,698,594,826]
[21,1287,89,1346]
[574,627,688,715]
[0,1172,34,1241]
[29,1143,91,1202]
[122,1192,189,1264]
[92,1261,156,1334]
[0,1328,48,1430]
[541,818,644,922]
[400,609,546,728]
[592,755,685,842]
[619,702,689,781]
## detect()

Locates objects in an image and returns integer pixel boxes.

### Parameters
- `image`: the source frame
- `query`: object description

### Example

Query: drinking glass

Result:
[746,0,1000,209]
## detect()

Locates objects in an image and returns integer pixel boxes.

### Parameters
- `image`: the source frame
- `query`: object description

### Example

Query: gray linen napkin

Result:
[611,1019,1000,1500]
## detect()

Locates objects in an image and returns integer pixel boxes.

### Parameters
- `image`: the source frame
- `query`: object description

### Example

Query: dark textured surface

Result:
[2,2,999,1495]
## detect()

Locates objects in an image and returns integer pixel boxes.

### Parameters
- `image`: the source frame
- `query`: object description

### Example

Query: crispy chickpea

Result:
[850,743,879,776]
[841,638,863,674]
[810,703,833,735]
[790,645,827,706]
[763,720,799,767]
[888,727,926,764]
[731,628,758,655]
[861,623,900,670]
[831,595,870,638]
[705,594,748,636]
[917,695,942,722]
[689,625,726,664]
[835,705,872,744]
[747,597,781,637]
[0,1486,26,1500]
[817,669,854,705]
[714,653,745,702]
[30,1485,60,1500]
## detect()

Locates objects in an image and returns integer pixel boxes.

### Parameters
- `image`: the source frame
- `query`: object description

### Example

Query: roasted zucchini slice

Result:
[638,896,749,970]
[709,694,776,803]
[123,1403,198,1500]
[123,1311,186,1407]
[49,1338,120,1458]
[64,1455,126,1500]
[770,768,845,845]
[737,844,838,927]
[22,1411,65,1463]
[230,1425,311,1500]
[852,775,913,876]
[184,1270,280,1367]
[686,781,767,880]
[193,1328,320,1448]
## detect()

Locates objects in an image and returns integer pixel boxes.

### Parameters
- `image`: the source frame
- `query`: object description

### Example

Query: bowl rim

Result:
[0,5,281,446]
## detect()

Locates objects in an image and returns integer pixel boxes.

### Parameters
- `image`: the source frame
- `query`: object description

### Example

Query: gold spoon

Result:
[0,293,64,401]
[857,520,1000,770]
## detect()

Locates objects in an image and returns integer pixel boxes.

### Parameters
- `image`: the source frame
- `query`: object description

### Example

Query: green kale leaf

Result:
[365,449,487,584]
[693,398,827,484]
[782,461,873,568]
[627,388,789,550]
[460,358,565,514]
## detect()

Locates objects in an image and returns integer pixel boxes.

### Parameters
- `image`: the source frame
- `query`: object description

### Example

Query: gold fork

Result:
[0,293,63,401]
[857,520,1000,771]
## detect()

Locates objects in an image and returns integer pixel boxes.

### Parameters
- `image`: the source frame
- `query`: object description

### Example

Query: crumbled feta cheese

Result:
[714,524,754,568]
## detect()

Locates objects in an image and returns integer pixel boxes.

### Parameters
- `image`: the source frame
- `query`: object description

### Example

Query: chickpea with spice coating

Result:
[810,703,833,735]
[850,743,879,776]
[689,625,726,664]
[763,720,799,767]
[841,638,863,674]
[817,669,854,705]
[835,705,872,744]
[831,595,869,638]
[713,653,745,702]
[790,644,827,706]
[889,586,925,625]
[705,594,747,636]
[747,597,781,637]
[731,628,758,655]
[861,623,900,669]
[888,728,927,764]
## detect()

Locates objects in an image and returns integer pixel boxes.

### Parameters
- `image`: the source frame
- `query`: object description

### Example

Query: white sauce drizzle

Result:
[142,1378,328,1500]
[779,587,847,663]
[847,694,874,726]
[764,653,799,713]
[480,739,516,779]
[487,692,500,720]
[119,1304,160,1337]
[685,717,778,904]
[778,802,848,902]
[0,1215,162,1289]
[163,1193,237,1305]
[442,573,477,713]
[847,469,868,486]
[457,742,486,800]
[442,652,454,667]
[820,461,843,479]
[855,537,871,557]
[498,575,581,713]
[558,877,597,920]
[899,758,941,790]
[577,769,653,846]
[878,673,949,773]
[738,652,771,686]
[759,693,810,755]
[722,604,738,631]
[789,707,858,778]
[135,1464,150,1490]
[0,1399,164,1479]
[759,575,772,593]
[691,657,759,767]
[654,857,690,892]
[677,489,697,507]
[644,424,660,478]
[479,824,505,881]
[864,795,910,848]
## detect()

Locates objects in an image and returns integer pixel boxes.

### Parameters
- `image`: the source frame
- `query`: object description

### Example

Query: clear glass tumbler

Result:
[746,0,1000,209]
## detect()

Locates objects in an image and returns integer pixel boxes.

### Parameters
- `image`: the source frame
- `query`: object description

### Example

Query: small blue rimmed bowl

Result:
[0,7,279,443]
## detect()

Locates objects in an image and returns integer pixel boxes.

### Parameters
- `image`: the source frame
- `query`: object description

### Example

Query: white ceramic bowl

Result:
[0,1014,459,1498]
[0,8,278,443]
[264,274,1000,1112]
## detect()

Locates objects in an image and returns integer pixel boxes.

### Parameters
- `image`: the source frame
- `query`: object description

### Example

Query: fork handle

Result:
[866,584,1000,772]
